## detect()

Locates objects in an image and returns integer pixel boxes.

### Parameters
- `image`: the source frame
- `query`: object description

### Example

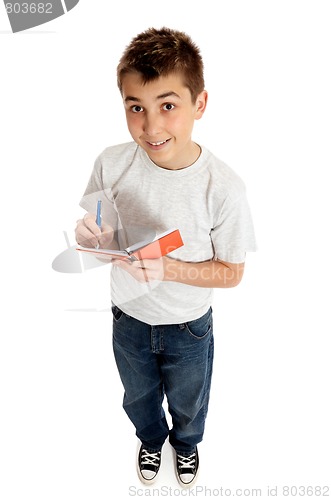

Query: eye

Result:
[162,103,175,111]
[131,105,144,113]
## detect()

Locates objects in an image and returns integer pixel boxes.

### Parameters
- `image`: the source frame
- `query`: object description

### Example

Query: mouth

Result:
[145,138,171,148]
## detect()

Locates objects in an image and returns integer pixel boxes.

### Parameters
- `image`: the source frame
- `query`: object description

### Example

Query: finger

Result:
[99,224,114,246]
[101,221,113,233]
[76,225,99,248]
[83,213,102,237]
[130,260,147,270]
[112,258,132,268]
[112,259,148,283]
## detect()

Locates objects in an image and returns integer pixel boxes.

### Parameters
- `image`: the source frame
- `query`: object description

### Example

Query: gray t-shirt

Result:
[80,141,256,324]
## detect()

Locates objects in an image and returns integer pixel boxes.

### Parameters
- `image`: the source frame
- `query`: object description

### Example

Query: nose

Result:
[143,111,163,136]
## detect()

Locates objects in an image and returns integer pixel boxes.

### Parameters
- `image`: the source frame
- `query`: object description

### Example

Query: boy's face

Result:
[121,72,207,170]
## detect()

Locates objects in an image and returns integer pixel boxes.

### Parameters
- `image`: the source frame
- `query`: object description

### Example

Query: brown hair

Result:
[117,27,205,103]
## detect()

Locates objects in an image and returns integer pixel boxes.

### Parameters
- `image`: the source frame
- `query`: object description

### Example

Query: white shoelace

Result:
[141,449,161,467]
[177,453,196,470]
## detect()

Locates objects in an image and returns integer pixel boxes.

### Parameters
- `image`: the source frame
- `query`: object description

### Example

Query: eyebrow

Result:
[124,91,181,103]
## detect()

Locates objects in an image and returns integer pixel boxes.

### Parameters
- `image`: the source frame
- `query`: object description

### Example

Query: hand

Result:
[112,257,166,283]
[75,213,114,249]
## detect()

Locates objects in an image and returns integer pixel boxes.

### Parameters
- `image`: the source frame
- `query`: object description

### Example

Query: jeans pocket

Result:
[185,308,212,339]
[112,304,124,322]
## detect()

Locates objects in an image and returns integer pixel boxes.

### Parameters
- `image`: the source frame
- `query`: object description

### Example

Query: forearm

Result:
[163,258,244,288]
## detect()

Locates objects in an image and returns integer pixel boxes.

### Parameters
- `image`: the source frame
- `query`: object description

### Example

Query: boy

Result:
[75,27,256,488]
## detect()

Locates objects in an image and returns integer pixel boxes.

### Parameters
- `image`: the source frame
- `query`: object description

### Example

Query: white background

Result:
[1,1,331,498]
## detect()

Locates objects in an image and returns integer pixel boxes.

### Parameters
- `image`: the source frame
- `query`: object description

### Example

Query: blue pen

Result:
[96,200,102,248]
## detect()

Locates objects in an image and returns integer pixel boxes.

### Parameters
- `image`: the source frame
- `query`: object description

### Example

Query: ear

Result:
[194,90,208,120]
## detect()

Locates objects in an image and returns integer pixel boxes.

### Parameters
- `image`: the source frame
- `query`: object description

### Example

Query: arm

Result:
[164,257,244,288]
[112,256,244,288]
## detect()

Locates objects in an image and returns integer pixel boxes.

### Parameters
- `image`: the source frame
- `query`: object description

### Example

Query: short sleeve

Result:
[79,155,119,230]
[211,192,257,263]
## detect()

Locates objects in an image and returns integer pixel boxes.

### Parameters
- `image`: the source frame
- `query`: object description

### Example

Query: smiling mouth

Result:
[146,139,171,146]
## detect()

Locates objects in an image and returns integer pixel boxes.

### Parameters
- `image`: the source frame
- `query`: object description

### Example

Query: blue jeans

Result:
[112,305,214,455]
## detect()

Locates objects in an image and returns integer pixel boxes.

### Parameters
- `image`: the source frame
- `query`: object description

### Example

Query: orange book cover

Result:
[76,228,183,261]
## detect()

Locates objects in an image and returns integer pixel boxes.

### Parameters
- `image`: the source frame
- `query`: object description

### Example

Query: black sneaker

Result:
[137,445,162,485]
[175,447,199,488]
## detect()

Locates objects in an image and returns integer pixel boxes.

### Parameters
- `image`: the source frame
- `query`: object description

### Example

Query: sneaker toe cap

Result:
[179,472,195,484]
[141,469,157,480]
